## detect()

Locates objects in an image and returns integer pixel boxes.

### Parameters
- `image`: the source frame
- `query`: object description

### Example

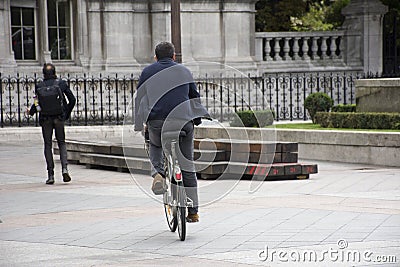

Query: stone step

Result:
[194,139,298,153]
[55,139,298,164]
[53,139,316,180]
[76,153,316,180]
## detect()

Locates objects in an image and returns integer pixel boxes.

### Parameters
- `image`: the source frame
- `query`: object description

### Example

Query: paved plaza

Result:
[1,138,399,266]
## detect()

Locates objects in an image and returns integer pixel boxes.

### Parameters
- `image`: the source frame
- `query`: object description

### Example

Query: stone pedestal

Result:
[356,78,400,113]
[342,0,388,74]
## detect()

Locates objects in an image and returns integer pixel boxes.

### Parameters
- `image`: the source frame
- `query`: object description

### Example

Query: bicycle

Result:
[144,128,192,241]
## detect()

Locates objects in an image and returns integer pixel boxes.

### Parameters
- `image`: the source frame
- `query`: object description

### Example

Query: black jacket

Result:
[134,58,209,131]
[30,78,76,123]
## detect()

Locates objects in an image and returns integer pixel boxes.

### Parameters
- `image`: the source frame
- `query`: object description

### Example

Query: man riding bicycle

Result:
[134,42,209,223]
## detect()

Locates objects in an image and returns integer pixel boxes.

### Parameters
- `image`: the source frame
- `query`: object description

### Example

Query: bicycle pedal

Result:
[186,197,194,207]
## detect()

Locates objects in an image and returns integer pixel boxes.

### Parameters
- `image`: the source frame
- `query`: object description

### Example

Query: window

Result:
[48,0,72,60]
[11,7,36,60]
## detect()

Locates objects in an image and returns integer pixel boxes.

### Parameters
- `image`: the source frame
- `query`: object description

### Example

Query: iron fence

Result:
[1,71,370,127]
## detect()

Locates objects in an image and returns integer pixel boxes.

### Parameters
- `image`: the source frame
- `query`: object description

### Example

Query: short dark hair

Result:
[42,63,56,79]
[155,42,175,60]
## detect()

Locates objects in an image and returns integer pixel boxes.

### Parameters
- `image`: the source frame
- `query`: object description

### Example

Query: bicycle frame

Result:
[144,127,193,241]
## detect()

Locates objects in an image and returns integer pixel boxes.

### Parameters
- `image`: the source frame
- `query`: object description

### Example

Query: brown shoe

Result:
[186,213,199,223]
[151,173,165,195]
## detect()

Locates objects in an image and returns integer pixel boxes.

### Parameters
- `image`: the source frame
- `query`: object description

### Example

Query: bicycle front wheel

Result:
[177,206,186,241]
[164,203,177,232]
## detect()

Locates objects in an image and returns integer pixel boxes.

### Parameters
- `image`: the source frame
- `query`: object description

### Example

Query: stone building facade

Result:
[0,0,389,76]
[0,0,257,75]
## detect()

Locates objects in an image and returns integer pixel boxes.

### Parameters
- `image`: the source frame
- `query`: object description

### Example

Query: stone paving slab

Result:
[0,140,400,266]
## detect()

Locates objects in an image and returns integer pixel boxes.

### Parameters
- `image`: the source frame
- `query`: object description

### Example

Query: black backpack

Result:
[36,79,65,116]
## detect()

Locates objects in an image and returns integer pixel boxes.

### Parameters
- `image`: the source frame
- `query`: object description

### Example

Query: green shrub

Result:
[304,92,334,123]
[331,104,356,113]
[315,112,400,129]
[230,109,274,127]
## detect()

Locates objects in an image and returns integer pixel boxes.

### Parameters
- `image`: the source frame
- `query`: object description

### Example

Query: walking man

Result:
[28,63,76,184]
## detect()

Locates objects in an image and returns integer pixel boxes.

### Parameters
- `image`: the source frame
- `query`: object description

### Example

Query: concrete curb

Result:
[0,125,125,143]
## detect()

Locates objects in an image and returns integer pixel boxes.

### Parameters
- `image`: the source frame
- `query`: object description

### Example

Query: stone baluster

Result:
[330,36,337,59]
[311,37,319,60]
[338,36,343,59]
[302,37,310,60]
[282,38,290,60]
[274,38,281,61]
[264,38,273,61]
[292,37,300,60]
[321,36,328,59]
[255,36,263,61]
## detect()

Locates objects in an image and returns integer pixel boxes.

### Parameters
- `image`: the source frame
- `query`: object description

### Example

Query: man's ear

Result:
[154,55,158,61]
[172,53,176,61]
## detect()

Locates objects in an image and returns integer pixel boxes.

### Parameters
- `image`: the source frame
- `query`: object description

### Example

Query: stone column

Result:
[180,1,223,65]
[102,1,139,71]
[221,0,258,72]
[0,0,17,74]
[86,0,141,72]
[132,1,153,66]
[148,1,170,58]
[86,1,105,71]
[38,0,52,64]
[76,0,89,68]
[181,0,257,73]
[341,0,388,74]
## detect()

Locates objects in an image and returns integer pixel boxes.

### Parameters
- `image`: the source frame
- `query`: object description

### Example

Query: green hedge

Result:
[331,104,356,113]
[315,112,400,129]
[230,110,274,127]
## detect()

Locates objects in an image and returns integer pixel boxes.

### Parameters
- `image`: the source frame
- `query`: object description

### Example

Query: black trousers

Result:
[41,117,68,175]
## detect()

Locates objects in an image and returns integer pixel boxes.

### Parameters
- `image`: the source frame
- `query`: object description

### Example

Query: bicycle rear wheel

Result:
[177,185,186,241]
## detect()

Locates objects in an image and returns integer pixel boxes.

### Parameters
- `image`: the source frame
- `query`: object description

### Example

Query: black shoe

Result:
[62,169,71,183]
[46,175,55,185]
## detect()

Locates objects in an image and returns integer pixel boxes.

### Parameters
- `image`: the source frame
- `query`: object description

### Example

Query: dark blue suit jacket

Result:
[134,58,209,131]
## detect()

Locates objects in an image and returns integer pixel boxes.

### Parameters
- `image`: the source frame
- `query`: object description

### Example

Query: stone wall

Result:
[194,126,400,167]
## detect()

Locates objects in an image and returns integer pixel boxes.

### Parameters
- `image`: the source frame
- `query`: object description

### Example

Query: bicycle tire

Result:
[177,185,186,241]
[164,203,177,232]
[163,154,177,232]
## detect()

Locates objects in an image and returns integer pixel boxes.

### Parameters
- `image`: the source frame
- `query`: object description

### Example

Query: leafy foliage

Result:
[304,92,334,123]
[255,0,307,32]
[256,0,350,32]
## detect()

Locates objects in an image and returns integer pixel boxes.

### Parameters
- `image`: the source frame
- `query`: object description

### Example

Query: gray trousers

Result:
[41,117,68,176]
[147,120,198,214]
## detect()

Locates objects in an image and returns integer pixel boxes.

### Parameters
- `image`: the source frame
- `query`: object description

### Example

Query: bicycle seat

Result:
[162,130,187,141]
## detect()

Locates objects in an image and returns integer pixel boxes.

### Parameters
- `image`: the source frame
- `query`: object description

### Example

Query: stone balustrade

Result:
[255,31,363,73]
